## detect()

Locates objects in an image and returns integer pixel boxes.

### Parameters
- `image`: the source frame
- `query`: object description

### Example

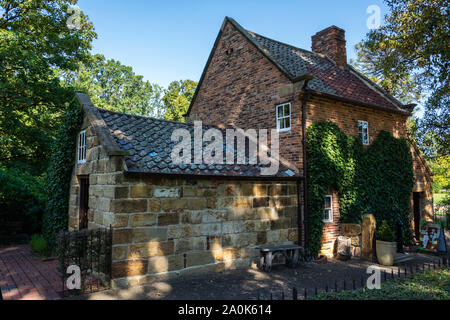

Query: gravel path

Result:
[75,253,443,300]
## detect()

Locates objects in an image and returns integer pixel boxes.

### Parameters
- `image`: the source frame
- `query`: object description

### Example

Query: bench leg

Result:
[265,252,273,272]
[258,254,265,271]
[292,250,299,267]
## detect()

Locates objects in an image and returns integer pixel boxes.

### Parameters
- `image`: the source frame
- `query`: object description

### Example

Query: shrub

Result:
[377,220,396,242]
[30,234,51,257]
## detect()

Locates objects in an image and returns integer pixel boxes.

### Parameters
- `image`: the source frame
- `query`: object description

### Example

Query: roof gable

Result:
[187,17,411,116]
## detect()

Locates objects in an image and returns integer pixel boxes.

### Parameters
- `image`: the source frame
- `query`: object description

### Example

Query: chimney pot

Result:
[312,26,347,68]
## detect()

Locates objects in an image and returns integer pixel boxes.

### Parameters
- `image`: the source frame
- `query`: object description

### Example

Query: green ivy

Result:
[307,122,414,258]
[42,94,83,248]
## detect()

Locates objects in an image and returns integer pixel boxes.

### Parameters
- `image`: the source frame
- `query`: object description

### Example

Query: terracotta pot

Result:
[376,240,397,266]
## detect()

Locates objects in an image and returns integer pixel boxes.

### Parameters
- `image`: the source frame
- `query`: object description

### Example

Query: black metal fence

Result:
[258,256,449,300]
[57,227,112,297]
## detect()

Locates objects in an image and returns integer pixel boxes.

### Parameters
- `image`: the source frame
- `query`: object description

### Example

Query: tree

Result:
[163,80,197,122]
[0,0,96,171]
[59,54,165,118]
[353,0,449,157]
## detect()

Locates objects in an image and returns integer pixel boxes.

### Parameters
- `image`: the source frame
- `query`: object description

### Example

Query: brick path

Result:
[0,245,61,300]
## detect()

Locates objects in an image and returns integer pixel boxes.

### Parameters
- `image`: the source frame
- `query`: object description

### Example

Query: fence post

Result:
[293,287,297,300]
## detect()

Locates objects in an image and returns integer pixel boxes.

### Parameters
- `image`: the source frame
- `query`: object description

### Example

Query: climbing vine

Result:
[307,122,414,258]
[42,94,83,247]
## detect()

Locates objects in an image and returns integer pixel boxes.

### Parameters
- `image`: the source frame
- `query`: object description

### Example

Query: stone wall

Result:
[68,117,127,231]
[110,177,299,287]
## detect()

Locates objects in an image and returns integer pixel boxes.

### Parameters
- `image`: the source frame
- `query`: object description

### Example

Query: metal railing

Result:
[57,226,112,297]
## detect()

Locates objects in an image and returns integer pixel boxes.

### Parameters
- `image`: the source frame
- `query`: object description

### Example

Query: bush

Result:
[30,234,51,257]
[377,220,396,242]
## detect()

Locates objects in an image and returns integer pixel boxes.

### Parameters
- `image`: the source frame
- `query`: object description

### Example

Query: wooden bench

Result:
[256,244,303,272]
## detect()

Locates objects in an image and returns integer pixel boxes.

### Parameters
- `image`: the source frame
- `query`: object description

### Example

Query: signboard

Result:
[418,221,447,253]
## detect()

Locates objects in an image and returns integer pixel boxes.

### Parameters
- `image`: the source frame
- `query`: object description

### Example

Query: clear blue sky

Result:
[77,0,389,88]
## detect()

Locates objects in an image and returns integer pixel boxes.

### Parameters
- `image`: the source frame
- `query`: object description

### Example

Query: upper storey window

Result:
[77,130,86,164]
[276,103,291,132]
[358,121,369,145]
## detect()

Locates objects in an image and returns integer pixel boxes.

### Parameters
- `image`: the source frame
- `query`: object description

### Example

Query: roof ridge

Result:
[246,30,328,60]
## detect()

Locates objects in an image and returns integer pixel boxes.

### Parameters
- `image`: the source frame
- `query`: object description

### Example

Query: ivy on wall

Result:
[42,94,83,247]
[306,122,414,258]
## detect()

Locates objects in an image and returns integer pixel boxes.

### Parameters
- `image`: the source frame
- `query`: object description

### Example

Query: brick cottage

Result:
[68,17,433,287]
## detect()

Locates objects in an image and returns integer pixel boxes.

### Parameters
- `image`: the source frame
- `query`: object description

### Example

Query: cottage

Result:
[68,17,433,287]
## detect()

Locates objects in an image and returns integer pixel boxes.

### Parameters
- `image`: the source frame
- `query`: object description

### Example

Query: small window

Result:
[276,103,291,132]
[323,195,333,223]
[358,121,369,145]
[77,130,86,164]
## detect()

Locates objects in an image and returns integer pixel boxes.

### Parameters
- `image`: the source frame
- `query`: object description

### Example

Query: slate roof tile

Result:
[97,108,299,178]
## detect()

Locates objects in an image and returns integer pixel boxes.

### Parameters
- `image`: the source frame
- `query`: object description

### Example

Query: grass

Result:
[435,193,448,205]
[313,267,450,300]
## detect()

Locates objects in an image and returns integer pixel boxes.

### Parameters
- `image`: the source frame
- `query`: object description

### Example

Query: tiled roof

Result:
[187,17,409,116]
[245,31,404,113]
[97,108,299,178]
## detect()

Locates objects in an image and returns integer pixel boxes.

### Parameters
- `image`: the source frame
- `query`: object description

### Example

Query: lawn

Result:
[313,267,450,300]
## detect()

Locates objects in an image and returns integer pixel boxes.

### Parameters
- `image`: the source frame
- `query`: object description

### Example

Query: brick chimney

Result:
[312,26,347,68]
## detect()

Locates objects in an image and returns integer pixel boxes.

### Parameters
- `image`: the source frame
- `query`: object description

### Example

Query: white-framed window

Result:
[323,195,333,223]
[358,121,369,145]
[77,130,87,164]
[276,103,291,132]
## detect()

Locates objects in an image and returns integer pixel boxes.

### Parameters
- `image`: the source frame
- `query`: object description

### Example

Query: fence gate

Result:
[57,227,112,297]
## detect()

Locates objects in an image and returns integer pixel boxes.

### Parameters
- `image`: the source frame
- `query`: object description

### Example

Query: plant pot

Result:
[376,240,397,266]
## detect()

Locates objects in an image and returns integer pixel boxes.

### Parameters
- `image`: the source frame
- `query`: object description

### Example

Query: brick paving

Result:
[0,245,61,300]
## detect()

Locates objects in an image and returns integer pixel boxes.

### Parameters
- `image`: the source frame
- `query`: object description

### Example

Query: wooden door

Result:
[79,176,89,230]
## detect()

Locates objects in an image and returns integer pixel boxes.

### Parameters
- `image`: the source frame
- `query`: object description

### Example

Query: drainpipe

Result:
[299,75,313,253]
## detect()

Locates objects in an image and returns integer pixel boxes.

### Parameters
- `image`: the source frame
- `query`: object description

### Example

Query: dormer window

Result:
[358,121,369,145]
[276,103,291,132]
[77,130,86,164]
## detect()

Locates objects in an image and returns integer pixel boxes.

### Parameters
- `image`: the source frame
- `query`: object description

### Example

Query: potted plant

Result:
[376,220,397,266]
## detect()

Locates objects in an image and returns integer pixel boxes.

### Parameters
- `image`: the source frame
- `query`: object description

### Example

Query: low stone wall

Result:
[110,177,299,287]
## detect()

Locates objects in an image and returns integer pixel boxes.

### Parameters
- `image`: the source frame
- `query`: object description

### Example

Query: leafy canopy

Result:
[163,80,197,122]
[353,0,449,158]
[58,54,166,118]
[0,0,96,171]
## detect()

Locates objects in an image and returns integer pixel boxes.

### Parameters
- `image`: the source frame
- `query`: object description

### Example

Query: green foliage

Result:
[30,234,50,257]
[314,267,450,300]
[42,94,83,248]
[353,0,449,158]
[163,80,197,122]
[307,122,414,257]
[0,0,96,171]
[58,54,165,118]
[377,220,396,242]
[429,156,450,193]
[0,167,46,235]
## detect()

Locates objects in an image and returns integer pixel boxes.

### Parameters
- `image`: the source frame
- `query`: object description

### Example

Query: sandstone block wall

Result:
[109,177,299,287]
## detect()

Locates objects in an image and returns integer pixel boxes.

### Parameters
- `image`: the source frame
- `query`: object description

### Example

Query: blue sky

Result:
[77,0,389,88]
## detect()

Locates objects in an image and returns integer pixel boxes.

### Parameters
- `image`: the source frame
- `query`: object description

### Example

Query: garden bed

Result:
[313,267,450,300]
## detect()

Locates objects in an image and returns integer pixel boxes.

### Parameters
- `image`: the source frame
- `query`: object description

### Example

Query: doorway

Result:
[413,192,422,240]
[78,175,89,230]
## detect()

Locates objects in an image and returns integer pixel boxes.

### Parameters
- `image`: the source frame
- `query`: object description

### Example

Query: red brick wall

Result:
[305,95,408,139]
[188,20,304,172]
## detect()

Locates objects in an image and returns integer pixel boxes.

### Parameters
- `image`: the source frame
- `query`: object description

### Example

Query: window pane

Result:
[284,104,290,116]
[285,117,290,129]
[277,106,283,118]
[325,196,331,208]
